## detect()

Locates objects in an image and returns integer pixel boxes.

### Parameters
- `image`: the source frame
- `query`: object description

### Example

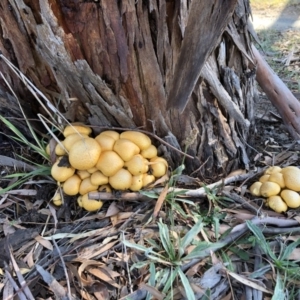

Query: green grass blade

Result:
[0,166,51,195]
[178,268,195,300]
[145,262,156,300]
[179,218,203,257]
[272,270,285,300]
[122,240,150,253]
[0,115,49,160]
[280,239,300,261]
[246,220,277,260]
[162,267,178,294]
[183,241,224,261]
[158,220,176,260]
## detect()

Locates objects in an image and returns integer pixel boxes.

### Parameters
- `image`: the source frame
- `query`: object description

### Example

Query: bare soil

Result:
[251,2,300,31]
[249,3,300,154]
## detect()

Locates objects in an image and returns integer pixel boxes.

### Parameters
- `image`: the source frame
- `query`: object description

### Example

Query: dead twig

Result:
[89,169,261,201]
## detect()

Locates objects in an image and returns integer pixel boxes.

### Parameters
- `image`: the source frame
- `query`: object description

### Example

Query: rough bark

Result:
[0,0,256,180]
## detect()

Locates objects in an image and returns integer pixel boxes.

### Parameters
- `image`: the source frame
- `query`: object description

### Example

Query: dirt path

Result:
[251,4,300,31]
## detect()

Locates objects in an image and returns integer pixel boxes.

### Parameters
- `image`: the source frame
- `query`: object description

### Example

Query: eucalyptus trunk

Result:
[0,0,256,179]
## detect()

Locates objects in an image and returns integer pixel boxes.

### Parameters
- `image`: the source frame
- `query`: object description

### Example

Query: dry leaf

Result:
[153,184,169,218]
[226,269,272,294]
[76,240,118,261]
[88,268,120,288]
[23,248,35,268]
[105,202,120,217]
[110,215,118,226]
[3,222,16,236]
[35,235,53,251]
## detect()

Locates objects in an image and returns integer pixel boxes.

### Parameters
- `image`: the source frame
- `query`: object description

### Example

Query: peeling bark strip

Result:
[253,45,300,139]
[0,0,256,179]
[167,0,238,112]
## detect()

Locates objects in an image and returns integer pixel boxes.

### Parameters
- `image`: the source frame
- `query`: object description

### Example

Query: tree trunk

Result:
[0,0,255,179]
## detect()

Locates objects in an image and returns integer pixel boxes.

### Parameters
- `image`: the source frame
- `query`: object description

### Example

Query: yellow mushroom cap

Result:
[99,184,112,193]
[113,138,140,161]
[63,123,92,137]
[98,130,120,141]
[109,168,132,190]
[267,195,288,213]
[63,133,89,151]
[95,134,116,151]
[282,168,300,192]
[281,166,300,174]
[69,138,102,170]
[96,150,124,177]
[260,181,281,198]
[259,174,270,183]
[280,189,300,208]
[120,131,152,150]
[77,170,91,180]
[52,189,62,206]
[264,166,282,175]
[63,174,81,196]
[130,174,144,191]
[124,154,149,176]
[150,157,168,177]
[249,181,262,197]
[87,166,98,174]
[79,177,99,195]
[142,174,155,187]
[268,172,285,189]
[46,144,51,156]
[51,157,75,182]
[141,144,158,159]
[78,193,103,212]
[55,142,67,156]
[91,171,109,186]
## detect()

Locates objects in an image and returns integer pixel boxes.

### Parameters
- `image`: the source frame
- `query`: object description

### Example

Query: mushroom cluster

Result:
[249,166,300,213]
[48,124,168,211]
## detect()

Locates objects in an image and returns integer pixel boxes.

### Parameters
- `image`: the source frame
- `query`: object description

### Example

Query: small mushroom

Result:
[78,193,103,212]
[91,171,109,186]
[63,133,89,151]
[55,141,67,156]
[264,166,282,175]
[267,195,288,213]
[52,189,62,206]
[124,154,149,176]
[63,123,92,137]
[96,150,124,177]
[142,174,155,187]
[51,157,75,182]
[98,130,120,141]
[280,189,300,208]
[260,181,281,198]
[79,177,99,195]
[109,168,132,190]
[95,134,116,151]
[113,138,140,161]
[130,174,143,191]
[141,144,158,159]
[77,170,91,180]
[149,157,168,177]
[63,174,81,196]
[249,181,262,197]
[69,137,102,170]
[120,131,151,150]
